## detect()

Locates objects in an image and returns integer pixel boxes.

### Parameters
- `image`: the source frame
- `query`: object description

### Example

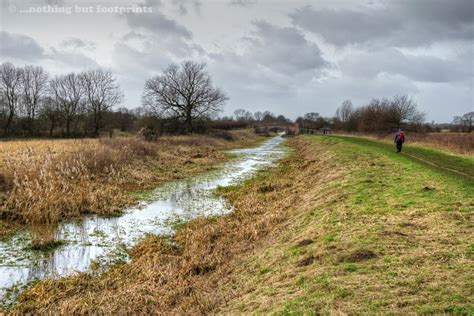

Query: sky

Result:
[0,0,473,122]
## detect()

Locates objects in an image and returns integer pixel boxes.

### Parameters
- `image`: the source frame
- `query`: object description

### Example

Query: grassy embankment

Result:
[345,132,474,156]
[10,134,473,314]
[0,129,261,241]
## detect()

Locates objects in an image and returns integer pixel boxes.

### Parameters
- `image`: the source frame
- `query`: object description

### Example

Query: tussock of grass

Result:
[9,134,473,314]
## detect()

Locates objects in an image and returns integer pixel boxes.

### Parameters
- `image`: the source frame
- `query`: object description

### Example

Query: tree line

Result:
[332,95,426,133]
[0,62,123,137]
[1,60,470,138]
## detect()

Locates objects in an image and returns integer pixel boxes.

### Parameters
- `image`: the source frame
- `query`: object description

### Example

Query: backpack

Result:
[396,131,405,142]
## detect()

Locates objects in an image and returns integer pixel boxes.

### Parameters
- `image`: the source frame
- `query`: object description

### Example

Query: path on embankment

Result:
[332,135,474,183]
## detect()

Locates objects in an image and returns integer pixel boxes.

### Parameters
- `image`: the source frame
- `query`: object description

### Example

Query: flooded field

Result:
[0,134,287,303]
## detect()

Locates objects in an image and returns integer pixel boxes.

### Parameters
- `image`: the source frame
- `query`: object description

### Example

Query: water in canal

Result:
[0,134,287,303]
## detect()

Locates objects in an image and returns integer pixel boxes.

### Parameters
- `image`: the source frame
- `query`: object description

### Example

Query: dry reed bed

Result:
[0,130,258,235]
[405,133,474,155]
[11,136,336,314]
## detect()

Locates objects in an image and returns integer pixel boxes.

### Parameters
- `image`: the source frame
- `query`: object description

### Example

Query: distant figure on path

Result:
[394,128,405,153]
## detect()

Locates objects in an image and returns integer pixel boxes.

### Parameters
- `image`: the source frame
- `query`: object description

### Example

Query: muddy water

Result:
[0,134,287,303]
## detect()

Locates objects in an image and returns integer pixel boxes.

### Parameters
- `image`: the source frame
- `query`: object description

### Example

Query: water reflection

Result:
[0,134,286,303]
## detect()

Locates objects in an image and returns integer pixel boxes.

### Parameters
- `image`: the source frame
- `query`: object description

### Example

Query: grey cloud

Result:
[111,29,205,82]
[47,47,99,68]
[0,31,98,70]
[246,21,330,75]
[230,0,257,6]
[126,12,192,39]
[290,6,399,46]
[340,48,472,83]
[290,0,474,47]
[205,21,332,115]
[0,31,45,61]
[125,3,192,39]
[61,37,96,50]
[172,0,202,15]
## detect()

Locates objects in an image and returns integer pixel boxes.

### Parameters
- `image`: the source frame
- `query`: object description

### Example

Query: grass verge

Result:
[219,135,473,314]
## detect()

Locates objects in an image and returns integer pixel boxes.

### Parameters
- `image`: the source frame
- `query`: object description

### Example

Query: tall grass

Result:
[11,136,338,314]
[0,130,258,233]
[2,141,132,225]
[407,133,474,155]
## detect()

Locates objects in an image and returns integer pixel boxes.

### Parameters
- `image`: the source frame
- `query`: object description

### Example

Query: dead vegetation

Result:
[11,136,331,314]
[404,132,474,155]
[0,129,259,240]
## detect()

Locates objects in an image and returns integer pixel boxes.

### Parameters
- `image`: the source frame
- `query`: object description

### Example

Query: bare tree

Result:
[49,73,84,137]
[254,111,264,121]
[142,61,228,133]
[40,96,61,137]
[453,112,474,133]
[19,65,49,135]
[81,69,124,136]
[302,112,320,129]
[0,62,22,135]
[336,100,353,124]
[387,94,425,128]
[262,111,275,122]
[233,108,246,121]
[304,112,319,122]
[233,108,253,122]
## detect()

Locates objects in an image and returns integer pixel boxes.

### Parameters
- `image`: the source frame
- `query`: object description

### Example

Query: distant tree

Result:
[19,65,49,135]
[262,111,275,122]
[142,61,228,133]
[115,107,135,132]
[0,62,22,135]
[49,73,84,137]
[386,94,425,128]
[81,69,124,136]
[276,114,289,122]
[233,108,246,121]
[242,110,254,122]
[254,111,264,121]
[453,111,474,133]
[304,112,319,122]
[41,96,61,137]
[336,100,353,125]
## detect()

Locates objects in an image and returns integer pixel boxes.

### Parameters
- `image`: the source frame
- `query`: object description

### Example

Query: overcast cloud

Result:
[0,0,472,122]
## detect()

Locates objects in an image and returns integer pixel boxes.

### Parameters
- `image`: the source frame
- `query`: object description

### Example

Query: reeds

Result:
[28,223,61,250]
[0,130,258,229]
[13,136,330,314]
[407,132,474,155]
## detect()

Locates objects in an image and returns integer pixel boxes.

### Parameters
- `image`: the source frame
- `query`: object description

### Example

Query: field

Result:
[9,134,473,314]
[0,130,260,242]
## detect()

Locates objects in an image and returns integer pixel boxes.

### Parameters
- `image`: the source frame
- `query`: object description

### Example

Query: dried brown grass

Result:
[406,132,474,155]
[0,129,259,234]
[11,136,334,314]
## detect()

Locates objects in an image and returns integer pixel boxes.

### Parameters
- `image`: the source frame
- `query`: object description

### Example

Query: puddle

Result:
[0,134,287,304]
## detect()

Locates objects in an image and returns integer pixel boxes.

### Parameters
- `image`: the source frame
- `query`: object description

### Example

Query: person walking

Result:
[394,128,405,153]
